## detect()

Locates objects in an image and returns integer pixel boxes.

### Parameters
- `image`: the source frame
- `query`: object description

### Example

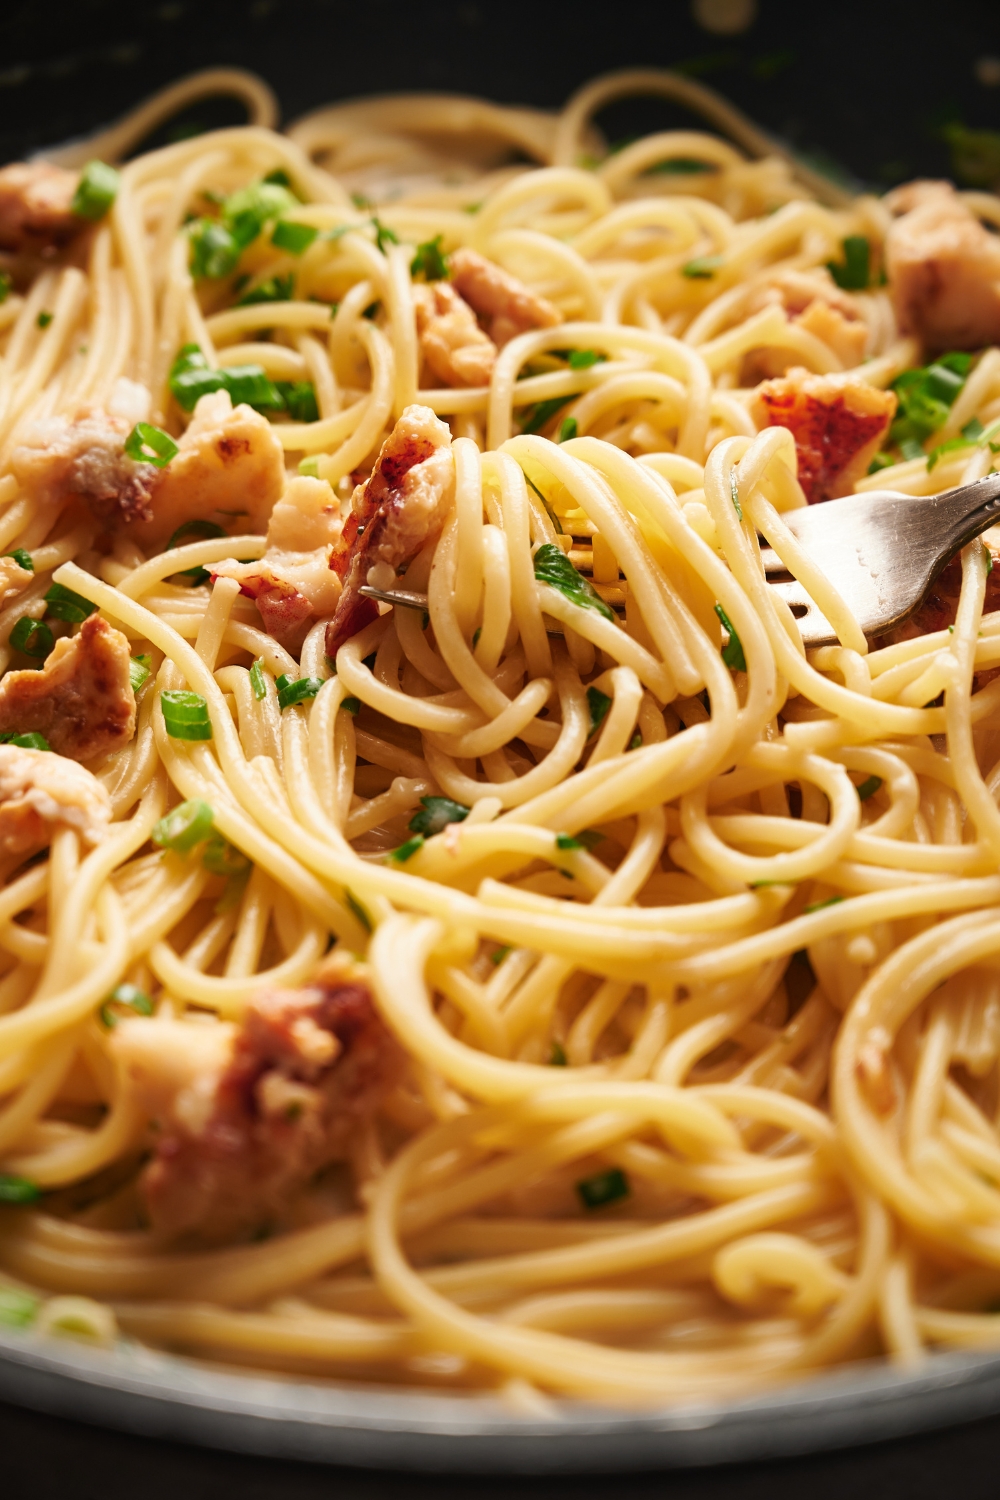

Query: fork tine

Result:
[759,546,789,577]
[766,578,837,646]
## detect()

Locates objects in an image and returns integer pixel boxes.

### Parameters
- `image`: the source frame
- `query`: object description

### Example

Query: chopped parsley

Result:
[533,543,615,622]
[586,685,612,737]
[714,602,746,672]
[409,795,470,836]
[411,235,448,281]
[577,1168,629,1209]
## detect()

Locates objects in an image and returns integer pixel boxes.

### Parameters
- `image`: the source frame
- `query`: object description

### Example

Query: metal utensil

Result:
[361,472,1000,648]
[760,472,1000,645]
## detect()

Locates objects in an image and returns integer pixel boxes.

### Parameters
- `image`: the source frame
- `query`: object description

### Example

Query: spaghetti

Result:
[0,68,999,1409]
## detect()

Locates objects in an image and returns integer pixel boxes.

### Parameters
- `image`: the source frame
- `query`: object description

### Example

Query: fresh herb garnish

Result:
[168,344,284,415]
[0,1174,40,1204]
[43,583,96,624]
[129,655,151,695]
[0,272,11,304]
[271,219,318,255]
[729,466,743,520]
[160,691,213,741]
[558,416,578,443]
[345,889,373,932]
[566,348,605,369]
[549,1039,568,1066]
[236,272,294,306]
[804,895,845,914]
[276,674,324,709]
[9,616,52,659]
[714,602,746,671]
[411,235,448,280]
[36,311,52,329]
[124,422,178,468]
[0,1288,39,1326]
[889,352,973,456]
[555,829,604,851]
[5,550,33,573]
[389,834,425,863]
[201,836,251,878]
[341,697,361,715]
[586,685,612,737]
[372,217,399,253]
[100,982,154,1028]
[577,1168,629,1209]
[855,775,882,800]
[249,658,267,701]
[71,160,119,220]
[826,235,871,290]
[409,795,470,836]
[533,543,615,622]
[0,732,50,751]
[521,396,572,435]
[153,798,214,851]
[682,255,723,279]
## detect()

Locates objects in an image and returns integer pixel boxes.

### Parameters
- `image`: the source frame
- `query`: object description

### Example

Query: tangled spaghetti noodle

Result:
[0,68,999,1410]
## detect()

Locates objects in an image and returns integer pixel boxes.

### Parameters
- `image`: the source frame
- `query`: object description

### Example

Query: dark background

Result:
[3,0,1000,1492]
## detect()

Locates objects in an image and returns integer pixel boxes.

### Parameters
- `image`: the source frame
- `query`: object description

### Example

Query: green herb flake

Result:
[586,685,612,738]
[521,396,572,435]
[729,466,743,521]
[71,160,119,222]
[827,235,870,290]
[274,380,319,423]
[534,543,615,622]
[160,690,213,741]
[99,982,154,1029]
[411,235,448,281]
[271,219,318,255]
[410,795,470,836]
[567,348,605,370]
[0,732,50,751]
[345,888,373,933]
[556,829,603,851]
[867,451,894,474]
[0,1174,40,1205]
[4,549,32,573]
[549,1039,568,1066]
[0,272,11,304]
[249,658,267,701]
[714,602,746,672]
[0,1288,39,1327]
[577,1168,629,1210]
[201,836,251,878]
[804,895,845,915]
[856,775,882,801]
[390,834,425,863]
[341,696,360,715]
[682,255,722,279]
[236,273,295,307]
[43,582,96,624]
[9,616,52,659]
[276,674,324,710]
[36,311,52,329]
[372,217,399,253]
[152,798,214,852]
[557,416,578,443]
[129,655,151,695]
[628,732,643,750]
[890,353,973,456]
[124,422,178,469]
[963,417,986,441]
[491,945,511,966]
[168,344,285,415]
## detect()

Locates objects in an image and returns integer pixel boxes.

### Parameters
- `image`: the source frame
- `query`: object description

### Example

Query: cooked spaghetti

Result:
[0,67,999,1408]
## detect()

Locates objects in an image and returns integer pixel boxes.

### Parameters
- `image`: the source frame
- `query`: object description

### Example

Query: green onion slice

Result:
[586,686,611,738]
[341,696,361,715]
[411,235,448,280]
[345,889,373,932]
[577,1168,629,1210]
[557,416,578,443]
[43,582,97,624]
[10,616,53,659]
[714,602,746,672]
[71,160,120,220]
[4,549,33,572]
[856,775,882,801]
[271,220,318,255]
[804,895,845,914]
[276,674,324,710]
[0,1173,41,1204]
[0,732,50,751]
[409,795,470,836]
[0,1288,39,1326]
[201,835,251,878]
[389,834,425,863]
[124,421,178,469]
[249,658,267,701]
[129,655,151,695]
[152,798,214,852]
[99,982,154,1029]
[160,691,213,741]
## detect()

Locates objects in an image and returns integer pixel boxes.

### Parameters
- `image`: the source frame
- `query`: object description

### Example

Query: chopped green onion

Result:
[963,417,986,441]
[556,829,604,851]
[586,685,612,737]
[9,616,53,659]
[124,422,178,469]
[557,416,578,443]
[804,895,845,914]
[714,602,746,672]
[236,273,295,306]
[549,1039,568,1066]
[262,168,293,188]
[189,218,240,279]
[409,795,469,836]
[298,456,321,477]
[867,452,894,474]
[826,235,870,290]
[533,543,615,622]
[0,272,11,304]
[274,380,319,423]
[166,518,228,552]
[201,836,251,878]
[43,582,96,624]
[345,889,372,932]
[0,1288,39,1327]
[168,344,284,415]
[249,658,267,701]
[222,179,298,253]
[0,1174,40,1204]
[729,466,743,520]
[160,691,212,741]
[890,354,972,455]
[276,674,323,709]
[271,219,318,255]
[129,655,151,695]
[856,775,882,800]
[472,627,482,648]
[71,159,120,220]
[372,217,399,253]
[577,1168,629,1210]
[567,348,605,369]
[36,311,52,329]
[491,945,511,966]
[4,550,32,573]
[521,396,572,435]
[390,834,425,863]
[0,732,50,751]
[682,255,722,279]
[628,732,643,750]
[411,235,448,280]
[152,798,214,852]
[899,437,926,461]
[341,696,361,715]
[99,982,154,1028]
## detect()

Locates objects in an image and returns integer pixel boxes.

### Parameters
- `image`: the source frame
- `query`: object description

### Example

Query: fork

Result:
[359,472,1000,650]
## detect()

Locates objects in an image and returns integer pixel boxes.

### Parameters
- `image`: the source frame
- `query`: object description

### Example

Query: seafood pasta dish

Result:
[1,65,1000,1410]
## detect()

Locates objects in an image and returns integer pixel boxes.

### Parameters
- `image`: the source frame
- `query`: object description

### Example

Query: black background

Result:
[3,0,1000,1492]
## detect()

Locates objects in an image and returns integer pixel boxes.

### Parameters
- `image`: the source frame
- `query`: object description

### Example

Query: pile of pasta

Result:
[1,68,1000,1410]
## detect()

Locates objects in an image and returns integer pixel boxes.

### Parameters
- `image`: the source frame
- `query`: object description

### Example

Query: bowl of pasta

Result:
[2,43,1000,1473]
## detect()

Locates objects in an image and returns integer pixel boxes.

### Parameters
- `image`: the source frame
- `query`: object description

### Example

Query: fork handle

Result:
[932,471,1000,557]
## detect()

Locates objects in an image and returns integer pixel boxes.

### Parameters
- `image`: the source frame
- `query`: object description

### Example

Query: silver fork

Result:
[760,472,1000,645]
[360,472,1000,648]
